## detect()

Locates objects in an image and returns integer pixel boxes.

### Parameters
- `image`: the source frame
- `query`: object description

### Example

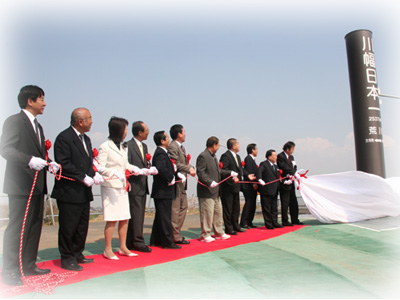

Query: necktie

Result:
[139,143,145,160]
[273,164,277,173]
[234,155,239,167]
[180,145,186,157]
[34,118,41,145]
[288,156,292,165]
[79,134,88,155]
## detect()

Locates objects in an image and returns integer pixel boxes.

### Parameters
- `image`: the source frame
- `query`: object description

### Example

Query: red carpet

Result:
[1,225,304,297]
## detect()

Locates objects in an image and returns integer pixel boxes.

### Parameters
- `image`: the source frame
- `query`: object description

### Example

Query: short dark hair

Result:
[227,138,237,150]
[247,143,257,155]
[266,149,276,159]
[132,121,145,137]
[283,141,295,151]
[169,124,183,140]
[153,131,167,146]
[18,85,45,109]
[206,136,219,148]
[108,116,128,143]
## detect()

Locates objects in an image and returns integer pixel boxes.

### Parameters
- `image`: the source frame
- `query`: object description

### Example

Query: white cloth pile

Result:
[294,170,400,223]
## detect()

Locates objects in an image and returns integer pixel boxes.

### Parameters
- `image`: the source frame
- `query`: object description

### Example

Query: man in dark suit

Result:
[167,124,196,245]
[150,131,180,249]
[51,108,104,271]
[196,136,231,242]
[126,121,153,253]
[258,150,283,229]
[277,141,303,226]
[240,143,259,229]
[0,85,58,286]
[220,138,255,235]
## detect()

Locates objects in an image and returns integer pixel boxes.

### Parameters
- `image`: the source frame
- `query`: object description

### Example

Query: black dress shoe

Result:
[265,226,275,230]
[134,245,152,252]
[78,258,94,264]
[293,222,304,225]
[236,229,246,233]
[282,222,293,226]
[249,224,257,228]
[227,231,238,235]
[274,224,284,228]
[162,244,182,249]
[61,263,83,271]
[175,239,190,245]
[241,224,251,229]
[2,273,23,286]
[24,267,51,276]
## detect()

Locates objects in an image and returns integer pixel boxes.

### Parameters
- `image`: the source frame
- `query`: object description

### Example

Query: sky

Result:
[0,0,399,202]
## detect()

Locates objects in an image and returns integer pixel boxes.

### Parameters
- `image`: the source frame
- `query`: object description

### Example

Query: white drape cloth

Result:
[294,170,400,223]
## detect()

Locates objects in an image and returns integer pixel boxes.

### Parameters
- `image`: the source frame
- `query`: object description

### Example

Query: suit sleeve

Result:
[54,134,86,182]
[153,152,174,183]
[196,154,212,186]
[97,144,116,179]
[0,116,31,167]
[257,162,265,180]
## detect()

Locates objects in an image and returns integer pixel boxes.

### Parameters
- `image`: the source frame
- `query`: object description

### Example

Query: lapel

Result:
[268,161,278,178]
[71,128,90,160]
[20,112,43,154]
[228,151,239,171]
[108,139,124,158]
[132,138,145,164]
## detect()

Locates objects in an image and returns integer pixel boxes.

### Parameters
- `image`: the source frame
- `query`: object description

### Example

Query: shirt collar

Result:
[229,150,236,157]
[250,154,256,160]
[175,140,182,147]
[158,146,168,153]
[133,137,142,147]
[71,126,82,137]
[22,109,36,123]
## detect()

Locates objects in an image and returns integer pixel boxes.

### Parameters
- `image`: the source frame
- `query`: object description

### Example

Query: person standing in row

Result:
[258,150,283,229]
[97,117,141,260]
[150,131,181,249]
[277,141,303,226]
[167,124,196,245]
[196,136,231,242]
[52,108,104,271]
[220,138,255,235]
[240,143,259,229]
[0,85,58,286]
[126,121,154,253]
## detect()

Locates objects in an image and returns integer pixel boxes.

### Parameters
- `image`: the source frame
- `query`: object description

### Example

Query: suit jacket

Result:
[51,126,95,203]
[220,150,248,194]
[196,149,230,199]
[0,111,47,195]
[126,138,149,196]
[258,160,280,196]
[242,154,258,191]
[151,147,175,199]
[167,140,193,190]
[97,139,137,189]
[277,151,297,190]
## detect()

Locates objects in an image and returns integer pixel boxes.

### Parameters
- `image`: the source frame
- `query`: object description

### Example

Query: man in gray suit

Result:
[126,121,153,253]
[196,136,234,242]
[167,124,196,245]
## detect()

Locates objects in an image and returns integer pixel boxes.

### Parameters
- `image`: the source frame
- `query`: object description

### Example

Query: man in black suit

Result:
[126,121,154,253]
[0,85,58,286]
[150,131,180,249]
[240,143,259,229]
[277,141,303,226]
[258,150,283,229]
[51,108,104,271]
[220,138,255,235]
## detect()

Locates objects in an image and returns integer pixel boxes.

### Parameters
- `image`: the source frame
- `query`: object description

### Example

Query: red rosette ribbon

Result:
[219,162,223,169]
[124,169,131,192]
[92,148,99,172]
[45,139,52,160]
[171,158,175,165]
[279,169,283,180]
[241,161,245,167]
[146,153,151,168]
[187,154,191,165]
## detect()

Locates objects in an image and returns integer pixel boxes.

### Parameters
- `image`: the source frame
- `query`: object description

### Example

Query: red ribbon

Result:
[45,139,51,160]
[241,161,245,167]
[219,162,223,169]
[187,154,191,165]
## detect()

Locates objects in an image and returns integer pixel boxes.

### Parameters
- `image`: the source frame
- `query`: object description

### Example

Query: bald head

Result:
[70,108,92,133]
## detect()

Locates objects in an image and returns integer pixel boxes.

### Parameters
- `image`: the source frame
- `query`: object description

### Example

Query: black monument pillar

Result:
[345,29,385,178]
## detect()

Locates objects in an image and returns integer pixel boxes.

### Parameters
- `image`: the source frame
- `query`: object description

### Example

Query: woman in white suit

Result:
[97,117,140,260]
